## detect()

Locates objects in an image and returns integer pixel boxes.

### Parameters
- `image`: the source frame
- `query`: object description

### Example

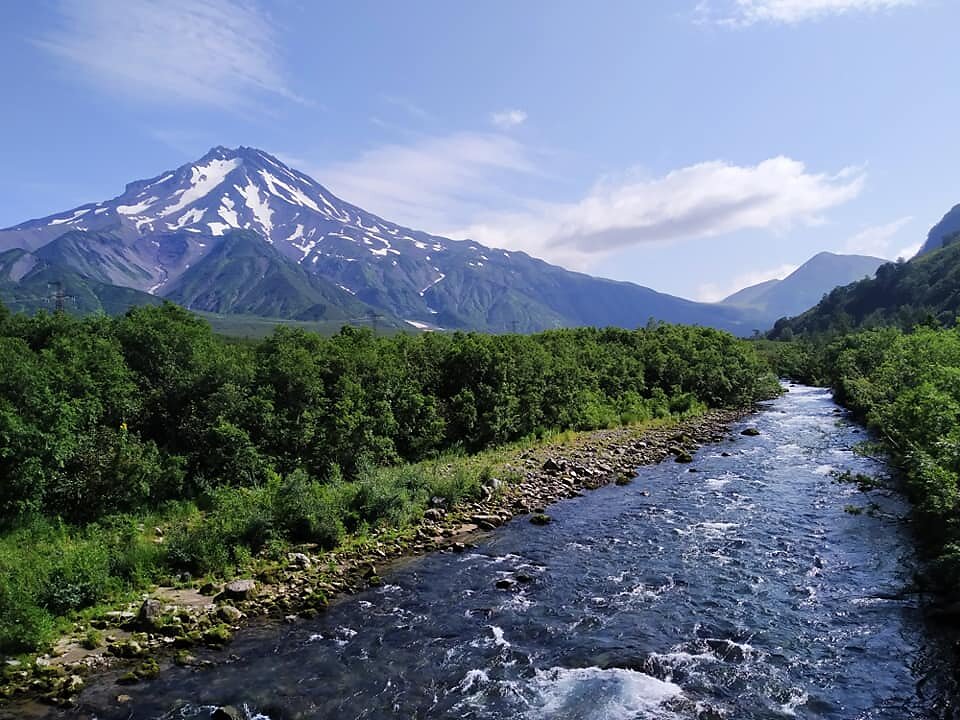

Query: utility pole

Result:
[366,309,385,335]
[48,281,74,314]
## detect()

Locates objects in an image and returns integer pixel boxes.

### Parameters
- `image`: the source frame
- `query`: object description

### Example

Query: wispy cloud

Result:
[696,262,800,302]
[696,0,917,26]
[451,157,865,268]
[844,215,913,256]
[318,132,539,230]
[490,109,528,129]
[380,96,435,122]
[37,0,300,109]
[299,128,863,278]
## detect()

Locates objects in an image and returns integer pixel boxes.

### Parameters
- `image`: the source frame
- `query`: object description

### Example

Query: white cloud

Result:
[303,130,863,279]
[696,0,917,26]
[844,216,913,256]
[893,241,922,260]
[696,262,799,302]
[318,132,538,230]
[37,0,299,108]
[490,109,528,129]
[451,157,865,268]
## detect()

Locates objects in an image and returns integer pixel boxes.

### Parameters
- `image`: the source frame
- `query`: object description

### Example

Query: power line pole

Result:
[366,309,384,335]
[48,281,74,314]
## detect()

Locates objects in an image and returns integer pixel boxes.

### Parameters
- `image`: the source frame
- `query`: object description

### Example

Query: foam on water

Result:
[525,666,682,720]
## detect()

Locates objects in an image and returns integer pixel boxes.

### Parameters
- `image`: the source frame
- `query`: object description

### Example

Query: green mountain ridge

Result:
[0,248,162,316]
[163,230,391,324]
[769,236,960,338]
[722,252,886,324]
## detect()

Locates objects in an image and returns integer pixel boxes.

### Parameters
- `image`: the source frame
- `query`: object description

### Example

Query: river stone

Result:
[137,598,162,627]
[217,605,243,623]
[741,427,761,436]
[674,452,694,463]
[423,508,444,521]
[221,579,257,601]
[542,458,563,473]
[211,707,242,720]
[471,514,502,530]
[495,578,515,590]
[530,513,552,526]
[287,552,311,568]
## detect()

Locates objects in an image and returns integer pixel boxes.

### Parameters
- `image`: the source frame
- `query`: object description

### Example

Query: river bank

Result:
[1,406,754,710]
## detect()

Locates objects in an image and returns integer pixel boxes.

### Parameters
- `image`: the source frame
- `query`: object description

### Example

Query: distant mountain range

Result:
[769,234,960,338]
[720,252,886,323]
[0,146,893,335]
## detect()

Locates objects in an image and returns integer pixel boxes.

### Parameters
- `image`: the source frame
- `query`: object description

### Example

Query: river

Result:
[34,385,958,718]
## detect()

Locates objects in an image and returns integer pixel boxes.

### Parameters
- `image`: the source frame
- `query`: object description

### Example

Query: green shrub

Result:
[273,469,345,549]
[426,465,484,507]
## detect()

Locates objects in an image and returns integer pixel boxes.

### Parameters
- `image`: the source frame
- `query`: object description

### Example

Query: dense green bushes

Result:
[0,303,776,526]
[0,515,164,652]
[0,302,778,653]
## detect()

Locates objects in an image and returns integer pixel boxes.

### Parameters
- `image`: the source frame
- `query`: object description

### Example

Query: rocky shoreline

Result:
[1,406,754,712]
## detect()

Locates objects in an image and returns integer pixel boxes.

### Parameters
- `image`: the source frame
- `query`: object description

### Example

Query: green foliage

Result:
[769,240,960,339]
[0,515,163,654]
[817,324,960,596]
[0,299,779,650]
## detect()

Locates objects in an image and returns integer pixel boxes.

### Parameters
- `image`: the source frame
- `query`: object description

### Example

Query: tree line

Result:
[0,302,778,653]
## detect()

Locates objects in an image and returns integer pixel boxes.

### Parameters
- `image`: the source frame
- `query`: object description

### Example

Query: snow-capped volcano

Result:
[0,146,530,323]
[0,147,759,333]
[4,146,457,273]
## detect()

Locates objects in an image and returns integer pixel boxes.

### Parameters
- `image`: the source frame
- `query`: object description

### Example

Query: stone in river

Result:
[219,579,257,601]
[211,707,242,720]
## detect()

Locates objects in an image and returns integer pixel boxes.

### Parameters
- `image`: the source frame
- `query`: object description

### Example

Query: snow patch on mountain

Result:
[49,208,92,225]
[170,208,206,230]
[160,158,242,218]
[115,200,153,216]
[237,180,274,237]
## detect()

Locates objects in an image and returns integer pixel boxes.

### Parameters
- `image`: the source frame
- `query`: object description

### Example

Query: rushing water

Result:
[40,386,957,718]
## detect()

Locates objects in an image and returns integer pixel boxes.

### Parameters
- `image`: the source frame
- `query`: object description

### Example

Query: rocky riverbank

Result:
[1,407,753,711]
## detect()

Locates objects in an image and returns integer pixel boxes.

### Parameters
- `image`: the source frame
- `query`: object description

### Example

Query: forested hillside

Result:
[769,236,960,339]
[0,302,778,653]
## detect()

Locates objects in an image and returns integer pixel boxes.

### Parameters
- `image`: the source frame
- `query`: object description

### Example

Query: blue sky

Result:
[1,0,957,300]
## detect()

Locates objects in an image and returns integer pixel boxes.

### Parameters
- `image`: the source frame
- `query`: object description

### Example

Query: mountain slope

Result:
[0,248,162,315]
[721,251,885,324]
[917,204,960,256]
[722,279,780,310]
[163,230,386,322]
[0,146,763,334]
[768,238,960,338]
